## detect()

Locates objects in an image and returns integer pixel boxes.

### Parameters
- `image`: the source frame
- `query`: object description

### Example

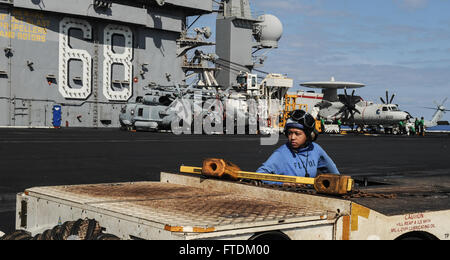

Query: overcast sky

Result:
[197,0,450,121]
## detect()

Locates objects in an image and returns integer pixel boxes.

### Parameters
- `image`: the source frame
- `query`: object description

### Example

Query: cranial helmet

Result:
[285,110,319,142]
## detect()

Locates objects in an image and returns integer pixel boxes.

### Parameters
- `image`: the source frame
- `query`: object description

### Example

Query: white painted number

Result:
[58,19,134,101]
[103,24,133,101]
[58,18,93,100]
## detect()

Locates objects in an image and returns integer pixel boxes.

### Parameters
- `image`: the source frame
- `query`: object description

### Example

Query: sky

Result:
[194,0,450,121]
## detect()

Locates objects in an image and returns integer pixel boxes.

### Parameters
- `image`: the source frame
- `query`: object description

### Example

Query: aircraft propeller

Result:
[380,90,396,105]
[335,88,361,123]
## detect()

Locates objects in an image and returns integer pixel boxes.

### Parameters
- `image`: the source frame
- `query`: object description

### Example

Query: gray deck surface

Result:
[0,128,449,232]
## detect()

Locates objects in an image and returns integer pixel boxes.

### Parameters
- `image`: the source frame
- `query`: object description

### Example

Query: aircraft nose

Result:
[405,112,412,120]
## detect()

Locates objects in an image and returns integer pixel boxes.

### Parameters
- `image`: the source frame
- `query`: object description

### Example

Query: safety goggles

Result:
[289,110,316,129]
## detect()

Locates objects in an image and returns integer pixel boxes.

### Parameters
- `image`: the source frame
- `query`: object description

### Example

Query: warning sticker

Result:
[390,213,436,233]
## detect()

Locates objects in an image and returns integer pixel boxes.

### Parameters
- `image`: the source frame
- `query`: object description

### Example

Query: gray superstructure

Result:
[0,0,288,129]
[0,0,212,127]
[215,0,283,87]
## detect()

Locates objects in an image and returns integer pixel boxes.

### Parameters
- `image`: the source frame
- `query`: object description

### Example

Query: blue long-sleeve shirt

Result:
[257,142,340,185]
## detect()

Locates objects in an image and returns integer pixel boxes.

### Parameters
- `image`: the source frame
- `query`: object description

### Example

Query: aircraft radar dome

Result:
[255,14,283,48]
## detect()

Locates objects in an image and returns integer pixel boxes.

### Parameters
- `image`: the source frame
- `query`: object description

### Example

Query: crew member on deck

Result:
[257,110,340,186]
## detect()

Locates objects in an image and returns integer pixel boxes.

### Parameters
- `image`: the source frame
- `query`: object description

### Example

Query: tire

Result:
[0,230,32,240]
[1,219,119,240]
[249,231,290,241]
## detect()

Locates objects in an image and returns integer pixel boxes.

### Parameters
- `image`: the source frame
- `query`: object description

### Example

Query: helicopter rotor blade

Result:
[380,97,386,104]
[386,90,389,104]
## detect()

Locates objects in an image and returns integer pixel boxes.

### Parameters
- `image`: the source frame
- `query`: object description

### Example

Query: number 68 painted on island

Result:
[58,17,133,101]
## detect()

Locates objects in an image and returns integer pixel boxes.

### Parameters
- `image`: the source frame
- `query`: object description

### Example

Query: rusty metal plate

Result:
[26,182,328,231]
[26,182,227,204]
[92,194,327,231]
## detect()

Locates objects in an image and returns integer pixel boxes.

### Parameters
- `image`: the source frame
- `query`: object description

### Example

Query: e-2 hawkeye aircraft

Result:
[300,78,411,132]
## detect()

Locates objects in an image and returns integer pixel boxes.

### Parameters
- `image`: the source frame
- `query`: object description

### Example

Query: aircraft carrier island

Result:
[0,0,292,131]
[0,0,212,128]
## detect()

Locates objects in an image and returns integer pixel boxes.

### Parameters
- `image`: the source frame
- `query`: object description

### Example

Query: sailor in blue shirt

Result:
[257,110,340,186]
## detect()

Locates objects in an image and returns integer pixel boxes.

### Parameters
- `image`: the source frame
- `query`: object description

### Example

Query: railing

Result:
[225,6,264,20]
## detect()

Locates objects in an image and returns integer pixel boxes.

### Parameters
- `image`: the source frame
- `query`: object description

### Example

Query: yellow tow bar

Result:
[180,158,354,196]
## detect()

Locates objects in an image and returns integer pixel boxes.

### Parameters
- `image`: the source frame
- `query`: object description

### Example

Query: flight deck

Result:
[0,128,449,234]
